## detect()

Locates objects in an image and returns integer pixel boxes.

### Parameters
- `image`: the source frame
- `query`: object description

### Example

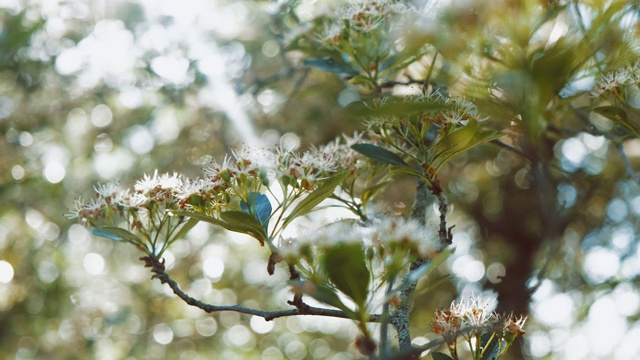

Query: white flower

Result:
[591,66,636,98]
[453,296,496,327]
[93,182,120,201]
[65,197,106,221]
[134,170,186,203]
[317,132,368,171]
[115,191,146,209]
[432,295,498,335]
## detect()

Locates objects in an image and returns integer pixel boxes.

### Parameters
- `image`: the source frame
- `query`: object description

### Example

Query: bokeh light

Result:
[0,261,14,283]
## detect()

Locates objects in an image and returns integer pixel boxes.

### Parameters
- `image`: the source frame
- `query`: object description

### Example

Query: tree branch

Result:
[388,178,431,354]
[140,256,380,322]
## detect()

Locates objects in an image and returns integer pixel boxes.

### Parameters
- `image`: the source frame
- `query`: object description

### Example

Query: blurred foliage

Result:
[2,0,640,359]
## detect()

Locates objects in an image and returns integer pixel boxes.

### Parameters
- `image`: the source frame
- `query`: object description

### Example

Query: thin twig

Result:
[379,276,396,357]
[490,139,531,160]
[379,76,432,90]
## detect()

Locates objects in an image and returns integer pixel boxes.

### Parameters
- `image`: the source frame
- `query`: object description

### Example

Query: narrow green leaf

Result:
[434,122,478,157]
[347,75,374,87]
[345,98,449,118]
[91,228,124,242]
[282,172,349,228]
[593,106,640,137]
[432,124,501,170]
[425,248,454,278]
[432,352,455,360]
[323,243,370,308]
[170,210,228,228]
[388,166,428,179]
[351,143,409,167]
[361,180,391,209]
[594,105,627,123]
[92,227,143,245]
[172,218,199,242]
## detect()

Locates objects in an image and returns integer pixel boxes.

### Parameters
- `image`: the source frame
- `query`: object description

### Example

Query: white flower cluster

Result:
[66,171,203,225]
[591,60,640,98]
[432,295,527,337]
[313,0,416,46]
[67,133,371,225]
[368,91,483,130]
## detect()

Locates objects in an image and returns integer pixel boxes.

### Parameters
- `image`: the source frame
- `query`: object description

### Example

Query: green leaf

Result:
[408,248,454,284]
[323,243,370,308]
[361,180,390,209]
[220,211,268,245]
[91,228,124,242]
[171,218,199,242]
[434,122,478,157]
[345,98,449,118]
[432,352,454,360]
[92,227,142,243]
[593,106,640,137]
[480,333,507,360]
[347,75,374,87]
[293,280,356,318]
[351,143,409,167]
[282,172,349,228]
[170,211,227,228]
[388,166,429,181]
[425,248,454,278]
[170,211,267,246]
[432,123,501,171]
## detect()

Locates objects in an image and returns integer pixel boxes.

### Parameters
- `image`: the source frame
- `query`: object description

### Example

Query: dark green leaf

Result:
[301,57,358,75]
[351,143,409,167]
[432,352,454,360]
[283,172,349,228]
[323,243,370,308]
[480,333,507,360]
